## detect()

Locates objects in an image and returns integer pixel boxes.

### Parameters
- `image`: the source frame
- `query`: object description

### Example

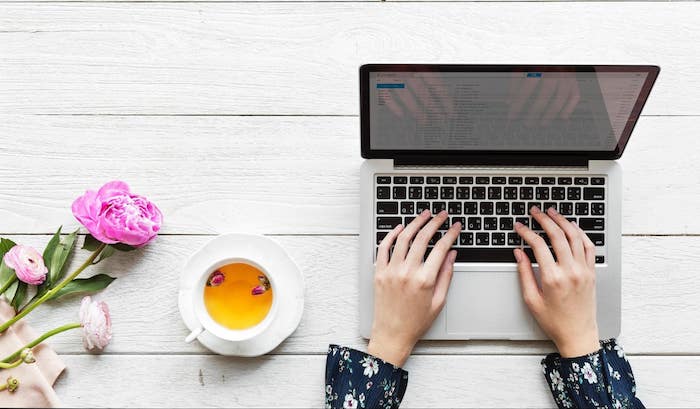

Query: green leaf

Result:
[0,261,14,289]
[52,274,116,299]
[0,238,17,258]
[4,280,18,303]
[82,234,102,251]
[93,245,115,264]
[48,230,77,284]
[10,281,27,310]
[41,227,62,278]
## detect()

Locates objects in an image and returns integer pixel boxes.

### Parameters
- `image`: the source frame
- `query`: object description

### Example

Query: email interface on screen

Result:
[368,71,649,151]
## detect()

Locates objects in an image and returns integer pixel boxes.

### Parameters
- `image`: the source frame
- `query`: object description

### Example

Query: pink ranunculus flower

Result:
[79,296,112,350]
[72,181,163,247]
[3,245,48,285]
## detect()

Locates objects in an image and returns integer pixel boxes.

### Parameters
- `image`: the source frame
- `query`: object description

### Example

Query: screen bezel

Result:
[360,64,660,161]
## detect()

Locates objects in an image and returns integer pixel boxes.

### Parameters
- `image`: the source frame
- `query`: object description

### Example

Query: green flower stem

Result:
[1,323,82,364]
[0,243,107,334]
[0,276,17,295]
[0,358,23,370]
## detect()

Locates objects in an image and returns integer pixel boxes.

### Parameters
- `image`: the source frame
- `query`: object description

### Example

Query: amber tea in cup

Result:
[203,262,273,330]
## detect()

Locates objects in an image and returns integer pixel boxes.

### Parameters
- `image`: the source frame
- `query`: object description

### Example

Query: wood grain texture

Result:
[1,115,698,235]
[0,3,698,115]
[53,354,700,408]
[5,234,699,355]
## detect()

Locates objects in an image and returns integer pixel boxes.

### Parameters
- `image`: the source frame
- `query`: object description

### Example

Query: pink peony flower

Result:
[79,296,112,350]
[3,245,48,285]
[72,181,162,247]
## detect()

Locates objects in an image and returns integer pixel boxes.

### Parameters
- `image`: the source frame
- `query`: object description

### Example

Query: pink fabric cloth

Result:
[0,300,65,408]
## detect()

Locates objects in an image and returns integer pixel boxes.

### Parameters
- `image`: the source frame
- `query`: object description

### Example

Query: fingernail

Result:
[547,206,558,215]
[513,248,522,262]
[440,210,448,217]
[452,221,462,229]
[421,209,430,217]
[514,221,523,229]
[530,206,541,214]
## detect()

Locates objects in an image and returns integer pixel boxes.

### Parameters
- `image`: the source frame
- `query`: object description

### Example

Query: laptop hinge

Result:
[393,154,589,168]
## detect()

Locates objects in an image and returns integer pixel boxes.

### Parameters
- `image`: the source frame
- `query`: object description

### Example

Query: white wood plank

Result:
[53,354,700,408]
[0,3,698,115]
[6,234,700,355]
[0,115,696,235]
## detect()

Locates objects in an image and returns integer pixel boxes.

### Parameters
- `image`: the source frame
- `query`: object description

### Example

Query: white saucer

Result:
[178,233,304,356]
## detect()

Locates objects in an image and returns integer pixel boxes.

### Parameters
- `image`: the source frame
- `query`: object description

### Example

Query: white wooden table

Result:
[1,1,699,407]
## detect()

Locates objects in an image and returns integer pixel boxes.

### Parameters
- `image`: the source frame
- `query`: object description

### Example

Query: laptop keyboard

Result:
[375,174,606,263]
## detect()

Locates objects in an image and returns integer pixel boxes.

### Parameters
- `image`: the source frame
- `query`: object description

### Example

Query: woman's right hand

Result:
[514,206,600,358]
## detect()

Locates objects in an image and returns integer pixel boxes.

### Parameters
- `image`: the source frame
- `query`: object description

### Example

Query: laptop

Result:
[359,64,659,340]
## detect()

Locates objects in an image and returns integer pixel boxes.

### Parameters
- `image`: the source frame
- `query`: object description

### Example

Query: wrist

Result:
[556,333,601,358]
[367,336,413,367]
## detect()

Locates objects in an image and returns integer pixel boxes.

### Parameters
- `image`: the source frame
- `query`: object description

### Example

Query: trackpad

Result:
[446,271,536,338]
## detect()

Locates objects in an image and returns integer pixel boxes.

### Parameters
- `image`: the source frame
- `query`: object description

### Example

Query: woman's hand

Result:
[514,206,600,358]
[368,210,461,366]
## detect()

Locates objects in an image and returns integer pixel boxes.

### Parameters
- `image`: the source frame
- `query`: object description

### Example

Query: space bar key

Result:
[453,248,534,263]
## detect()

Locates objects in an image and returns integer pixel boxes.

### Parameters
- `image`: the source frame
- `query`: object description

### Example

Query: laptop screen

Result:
[361,65,659,159]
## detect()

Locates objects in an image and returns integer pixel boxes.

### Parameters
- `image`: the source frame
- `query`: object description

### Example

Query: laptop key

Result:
[432,202,446,214]
[476,177,490,184]
[377,186,390,199]
[575,202,589,215]
[441,186,455,199]
[578,218,605,231]
[595,256,605,264]
[405,216,416,225]
[459,176,473,184]
[583,187,605,200]
[448,202,462,214]
[499,217,513,230]
[591,202,605,215]
[480,202,494,215]
[512,202,526,215]
[400,202,415,215]
[558,177,572,185]
[461,201,477,215]
[393,186,406,199]
[443,176,457,184]
[456,187,470,199]
[536,187,549,200]
[591,177,605,185]
[429,232,442,245]
[425,187,439,199]
[508,177,523,184]
[472,187,486,199]
[488,186,502,199]
[476,233,490,245]
[452,247,526,262]
[541,177,556,185]
[467,217,482,230]
[409,186,422,199]
[393,176,407,184]
[452,217,466,227]
[377,202,399,214]
[492,233,506,246]
[504,186,517,199]
[515,217,529,227]
[519,187,533,200]
[376,217,402,230]
[587,233,605,246]
[507,233,521,246]
[551,187,566,200]
[492,177,506,185]
[376,231,388,244]
[416,202,430,213]
[525,177,539,185]
[484,217,498,230]
[377,176,391,184]
[543,202,557,212]
[427,176,441,184]
[559,202,573,215]
[495,202,510,215]
[574,177,589,185]
[460,232,474,246]
[567,187,581,200]
[409,176,424,184]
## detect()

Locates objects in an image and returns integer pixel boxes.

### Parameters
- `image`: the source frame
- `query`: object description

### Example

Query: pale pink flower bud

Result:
[3,245,48,285]
[207,271,225,287]
[79,296,112,351]
[251,285,266,296]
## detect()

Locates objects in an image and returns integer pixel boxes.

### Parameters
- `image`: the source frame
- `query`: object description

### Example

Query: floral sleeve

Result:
[542,339,644,408]
[325,344,408,409]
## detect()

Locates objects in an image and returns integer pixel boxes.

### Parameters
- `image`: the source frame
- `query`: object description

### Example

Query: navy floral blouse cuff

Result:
[325,344,408,409]
[542,339,644,408]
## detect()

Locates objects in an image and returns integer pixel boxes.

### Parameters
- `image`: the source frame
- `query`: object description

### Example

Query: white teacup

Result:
[184,257,278,344]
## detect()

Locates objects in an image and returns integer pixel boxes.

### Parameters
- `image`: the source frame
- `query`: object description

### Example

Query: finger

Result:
[525,78,558,127]
[573,221,596,268]
[546,206,585,261]
[424,221,461,281]
[514,248,543,314]
[561,78,580,119]
[514,220,556,271]
[431,250,456,313]
[530,206,574,265]
[406,210,449,265]
[376,224,403,268]
[391,209,431,263]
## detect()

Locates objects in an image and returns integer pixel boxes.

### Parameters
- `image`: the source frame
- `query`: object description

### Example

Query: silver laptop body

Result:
[358,64,659,340]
